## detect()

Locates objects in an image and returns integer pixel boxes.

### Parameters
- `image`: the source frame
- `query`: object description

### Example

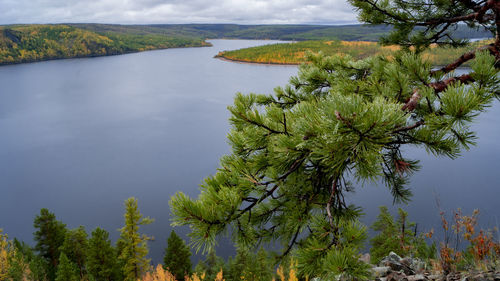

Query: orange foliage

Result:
[142,265,177,281]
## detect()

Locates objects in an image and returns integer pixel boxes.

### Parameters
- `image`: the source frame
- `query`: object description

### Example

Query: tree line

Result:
[0,25,208,65]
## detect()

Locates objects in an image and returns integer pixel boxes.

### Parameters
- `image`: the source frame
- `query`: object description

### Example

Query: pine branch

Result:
[392,120,425,133]
[431,43,495,75]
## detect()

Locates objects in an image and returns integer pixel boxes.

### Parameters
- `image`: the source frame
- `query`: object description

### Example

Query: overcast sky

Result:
[0,0,359,25]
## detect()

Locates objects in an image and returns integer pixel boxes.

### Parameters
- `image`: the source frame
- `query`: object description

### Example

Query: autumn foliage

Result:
[217,39,493,67]
[438,209,500,273]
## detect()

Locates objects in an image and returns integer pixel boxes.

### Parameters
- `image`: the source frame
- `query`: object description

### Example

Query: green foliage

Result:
[60,226,88,279]
[118,197,154,281]
[348,0,496,50]
[170,4,499,277]
[226,247,274,281]
[73,23,488,42]
[370,206,436,264]
[163,230,192,280]
[217,39,492,66]
[87,227,119,281]
[33,208,67,281]
[55,253,79,281]
[0,24,208,65]
[295,219,371,280]
[194,249,226,281]
[0,23,490,65]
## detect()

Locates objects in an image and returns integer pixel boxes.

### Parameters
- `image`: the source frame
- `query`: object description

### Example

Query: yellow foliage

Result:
[276,265,285,281]
[185,272,204,281]
[141,265,177,281]
[215,270,224,281]
[0,229,10,281]
[276,260,298,281]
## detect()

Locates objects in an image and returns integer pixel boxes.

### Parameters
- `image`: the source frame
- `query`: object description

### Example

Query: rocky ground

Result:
[369,252,500,281]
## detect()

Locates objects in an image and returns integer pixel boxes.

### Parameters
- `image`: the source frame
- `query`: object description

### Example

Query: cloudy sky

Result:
[0,0,359,25]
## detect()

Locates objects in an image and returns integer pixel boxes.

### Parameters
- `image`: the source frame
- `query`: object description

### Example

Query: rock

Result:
[376,278,388,281]
[372,266,392,277]
[360,253,371,264]
[381,253,415,276]
[381,252,404,265]
[446,273,462,281]
[387,272,409,281]
[403,257,427,273]
[407,274,428,281]
[427,274,443,281]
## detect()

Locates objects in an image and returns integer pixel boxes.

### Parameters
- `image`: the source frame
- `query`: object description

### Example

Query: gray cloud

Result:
[0,0,358,25]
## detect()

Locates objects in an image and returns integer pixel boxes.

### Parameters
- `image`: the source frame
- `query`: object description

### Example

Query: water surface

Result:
[0,40,498,263]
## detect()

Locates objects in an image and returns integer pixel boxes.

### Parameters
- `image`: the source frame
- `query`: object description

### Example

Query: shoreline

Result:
[214,55,300,66]
[0,42,212,67]
[215,54,473,70]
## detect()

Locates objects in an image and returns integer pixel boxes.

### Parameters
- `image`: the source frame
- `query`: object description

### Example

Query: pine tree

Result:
[0,229,12,281]
[226,248,248,281]
[87,227,119,281]
[370,206,436,264]
[244,248,273,281]
[33,208,67,281]
[170,0,500,279]
[10,239,49,281]
[55,253,79,281]
[163,230,192,281]
[194,249,225,281]
[118,197,154,281]
[60,226,88,279]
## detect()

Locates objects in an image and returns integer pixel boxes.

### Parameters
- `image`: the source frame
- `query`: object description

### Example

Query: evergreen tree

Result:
[55,253,79,281]
[163,230,192,280]
[170,0,500,279]
[87,227,119,281]
[60,226,88,279]
[370,206,436,263]
[226,248,248,281]
[0,229,12,281]
[33,208,67,281]
[243,248,273,281]
[118,197,154,281]
[194,249,226,281]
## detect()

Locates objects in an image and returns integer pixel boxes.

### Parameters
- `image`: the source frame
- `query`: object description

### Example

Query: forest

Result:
[0,25,209,65]
[0,23,492,65]
[216,39,494,66]
[1,199,499,281]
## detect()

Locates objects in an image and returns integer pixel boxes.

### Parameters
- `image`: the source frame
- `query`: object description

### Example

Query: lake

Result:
[0,39,498,263]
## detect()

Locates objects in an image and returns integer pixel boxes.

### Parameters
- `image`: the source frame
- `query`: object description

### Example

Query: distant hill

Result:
[0,24,208,65]
[72,23,493,41]
[0,23,493,65]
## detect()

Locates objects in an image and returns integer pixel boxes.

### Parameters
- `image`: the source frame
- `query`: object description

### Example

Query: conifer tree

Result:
[60,226,88,279]
[33,208,67,281]
[0,229,12,281]
[226,248,248,281]
[87,227,119,281]
[170,0,500,279]
[244,248,273,281]
[163,230,192,281]
[370,206,436,263]
[118,197,154,281]
[194,249,226,281]
[55,253,79,281]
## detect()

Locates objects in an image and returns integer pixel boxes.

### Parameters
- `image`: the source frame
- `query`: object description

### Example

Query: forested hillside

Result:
[0,23,492,65]
[216,39,492,66]
[74,23,492,41]
[0,25,209,65]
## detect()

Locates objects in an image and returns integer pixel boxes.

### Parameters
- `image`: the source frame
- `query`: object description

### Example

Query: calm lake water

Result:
[0,39,498,263]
